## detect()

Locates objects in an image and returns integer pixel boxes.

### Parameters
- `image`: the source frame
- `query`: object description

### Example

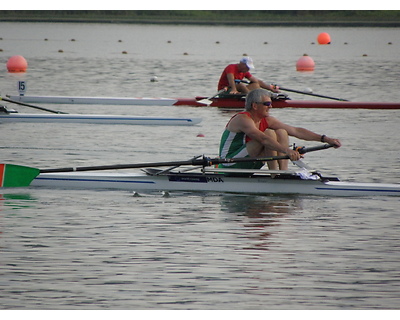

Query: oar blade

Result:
[0,164,40,187]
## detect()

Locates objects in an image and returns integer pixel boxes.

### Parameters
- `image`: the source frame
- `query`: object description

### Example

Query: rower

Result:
[217,57,280,95]
[218,88,342,171]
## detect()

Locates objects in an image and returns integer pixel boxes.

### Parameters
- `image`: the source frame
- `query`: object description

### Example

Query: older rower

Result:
[218,89,341,170]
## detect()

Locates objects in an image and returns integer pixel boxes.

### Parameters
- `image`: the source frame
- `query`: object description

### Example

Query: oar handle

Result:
[297,143,334,154]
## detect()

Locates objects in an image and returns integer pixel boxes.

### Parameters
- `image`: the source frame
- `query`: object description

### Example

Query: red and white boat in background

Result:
[7,93,400,109]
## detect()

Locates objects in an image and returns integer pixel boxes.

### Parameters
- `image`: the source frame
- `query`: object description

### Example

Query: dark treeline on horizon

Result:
[1,10,400,26]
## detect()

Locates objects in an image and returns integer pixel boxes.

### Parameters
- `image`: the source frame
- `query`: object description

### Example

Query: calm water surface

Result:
[0,23,400,310]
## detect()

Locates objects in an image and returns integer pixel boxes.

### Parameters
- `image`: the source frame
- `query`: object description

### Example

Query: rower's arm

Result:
[270,119,341,148]
[248,76,279,93]
[226,73,239,93]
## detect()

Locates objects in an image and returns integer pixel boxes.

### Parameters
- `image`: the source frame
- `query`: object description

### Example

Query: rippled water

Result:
[0,22,400,310]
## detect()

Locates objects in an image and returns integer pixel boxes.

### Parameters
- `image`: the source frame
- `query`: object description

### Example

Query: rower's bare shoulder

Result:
[266,116,286,129]
[227,113,253,131]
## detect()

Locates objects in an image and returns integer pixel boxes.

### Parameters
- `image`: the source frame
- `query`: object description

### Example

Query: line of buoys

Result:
[6,55,28,73]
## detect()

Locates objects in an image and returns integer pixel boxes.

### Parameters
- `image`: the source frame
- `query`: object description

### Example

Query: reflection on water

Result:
[0,193,37,210]
[221,194,301,217]
[220,195,303,250]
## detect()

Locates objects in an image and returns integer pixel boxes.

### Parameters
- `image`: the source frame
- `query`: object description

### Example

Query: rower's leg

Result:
[275,129,290,170]
[237,81,262,93]
[236,82,250,93]
[262,130,279,170]
[246,129,289,170]
[246,82,261,92]
[247,129,279,170]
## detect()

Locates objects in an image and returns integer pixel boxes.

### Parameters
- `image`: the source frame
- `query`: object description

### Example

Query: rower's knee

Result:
[247,82,261,91]
[273,129,288,145]
[263,128,277,139]
[236,83,249,93]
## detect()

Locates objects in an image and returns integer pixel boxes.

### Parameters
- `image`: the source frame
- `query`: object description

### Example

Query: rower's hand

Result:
[286,148,301,161]
[325,137,342,148]
[223,86,240,94]
[270,84,280,93]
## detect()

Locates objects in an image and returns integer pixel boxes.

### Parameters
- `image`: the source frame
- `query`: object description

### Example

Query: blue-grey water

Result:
[0,22,400,310]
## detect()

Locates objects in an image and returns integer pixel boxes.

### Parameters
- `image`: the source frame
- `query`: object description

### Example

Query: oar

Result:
[42,144,333,173]
[196,89,226,105]
[234,80,348,101]
[0,96,68,114]
[278,87,348,101]
[0,144,333,188]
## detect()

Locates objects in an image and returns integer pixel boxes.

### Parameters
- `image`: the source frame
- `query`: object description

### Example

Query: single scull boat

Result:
[7,95,178,106]
[0,107,201,126]
[1,145,399,197]
[28,168,400,197]
[7,94,400,109]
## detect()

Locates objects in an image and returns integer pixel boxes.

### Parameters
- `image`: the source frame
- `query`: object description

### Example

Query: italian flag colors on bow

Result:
[0,164,40,187]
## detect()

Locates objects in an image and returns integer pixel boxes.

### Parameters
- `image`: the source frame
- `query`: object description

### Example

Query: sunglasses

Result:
[258,101,272,106]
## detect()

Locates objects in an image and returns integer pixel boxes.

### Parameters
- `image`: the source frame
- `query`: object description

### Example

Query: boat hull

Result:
[8,94,400,109]
[30,171,400,197]
[205,97,400,109]
[0,113,202,125]
[7,95,178,106]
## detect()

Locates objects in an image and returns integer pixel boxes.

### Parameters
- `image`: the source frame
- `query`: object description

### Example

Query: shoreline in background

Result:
[1,10,400,27]
[2,19,399,27]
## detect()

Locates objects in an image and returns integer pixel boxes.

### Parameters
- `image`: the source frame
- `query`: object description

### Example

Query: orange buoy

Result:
[6,55,28,73]
[317,32,331,45]
[296,54,315,72]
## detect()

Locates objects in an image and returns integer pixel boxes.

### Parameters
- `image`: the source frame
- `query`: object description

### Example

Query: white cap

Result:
[240,56,255,70]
